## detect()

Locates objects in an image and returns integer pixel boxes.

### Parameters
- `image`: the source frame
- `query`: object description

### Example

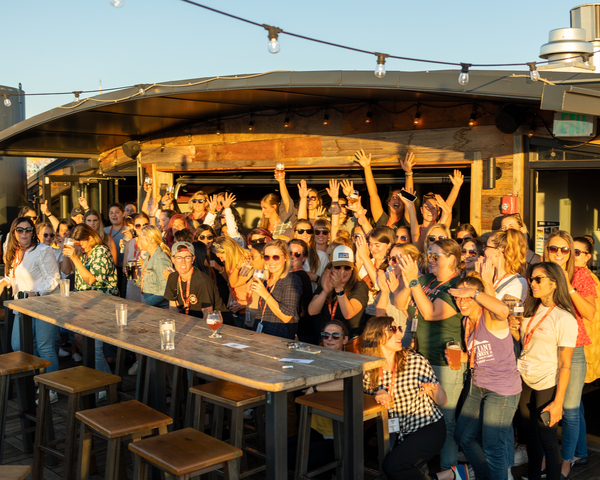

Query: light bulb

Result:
[323,114,329,125]
[268,37,280,54]
[110,0,125,7]
[73,91,82,103]
[248,120,254,131]
[528,125,535,138]
[374,53,387,78]
[3,95,11,107]
[458,63,471,86]
[468,114,475,127]
[365,111,372,124]
[284,117,290,128]
[413,112,421,125]
[527,62,540,82]
[136,84,145,95]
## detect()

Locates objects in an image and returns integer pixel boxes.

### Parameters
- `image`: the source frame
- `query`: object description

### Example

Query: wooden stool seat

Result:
[128,427,243,478]
[0,351,51,376]
[34,366,120,394]
[0,465,31,480]
[189,380,265,407]
[296,391,389,419]
[76,399,172,438]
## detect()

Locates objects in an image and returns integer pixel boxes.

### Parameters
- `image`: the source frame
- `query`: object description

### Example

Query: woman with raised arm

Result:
[186,190,209,223]
[354,149,415,229]
[395,239,465,475]
[204,192,246,248]
[450,273,520,480]
[543,231,596,478]
[515,262,576,480]
[83,209,118,264]
[293,219,328,287]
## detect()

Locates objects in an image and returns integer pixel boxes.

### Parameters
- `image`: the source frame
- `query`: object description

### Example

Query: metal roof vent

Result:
[538,27,594,72]
[571,3,600,72]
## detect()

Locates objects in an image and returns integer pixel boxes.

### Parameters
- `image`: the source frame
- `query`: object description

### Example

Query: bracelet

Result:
[315,275,320,284]
[473,290,480,300]
[569,288,577,294]
[405,172,413,176]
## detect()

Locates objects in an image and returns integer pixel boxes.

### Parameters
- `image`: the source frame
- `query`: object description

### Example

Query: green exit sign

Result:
[553,112,596,137]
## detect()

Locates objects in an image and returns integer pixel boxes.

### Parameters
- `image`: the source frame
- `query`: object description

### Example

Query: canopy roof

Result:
[1,69,599,159]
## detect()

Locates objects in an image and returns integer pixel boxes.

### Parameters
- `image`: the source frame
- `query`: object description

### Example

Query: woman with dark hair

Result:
[165,214,194,248]
[293,219,328,287]
[289,239,317,344]
[1,217,61,401]
[17,206,39,225]
[194,224,217,249]
[204,192,246,248]
[191,240,215,280]
[543,231,596,478]
[395,238,465,476]
[260,193,295,240]
[450,273,520,480]
[514,262,576,480]
[454,223,479,245]
[461,238,484,276]
[246,227,272,248]
[121,212,150,302]
[62,224,118,375]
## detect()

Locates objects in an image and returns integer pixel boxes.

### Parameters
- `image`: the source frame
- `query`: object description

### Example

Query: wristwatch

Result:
[473,290,480,300]
[336,290,345,297]
[409,279,419,288]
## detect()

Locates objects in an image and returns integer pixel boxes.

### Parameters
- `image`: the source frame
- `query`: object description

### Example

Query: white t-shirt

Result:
[519,304,578,390]
[494,274,527,302]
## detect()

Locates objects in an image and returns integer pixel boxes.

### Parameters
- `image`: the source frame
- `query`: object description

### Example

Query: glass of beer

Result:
[348,190,359,205]
[446,341,462,370]
[510,300,524,331]
[126,261,137,281]
[207,311,223,338]
[275,162,285,179]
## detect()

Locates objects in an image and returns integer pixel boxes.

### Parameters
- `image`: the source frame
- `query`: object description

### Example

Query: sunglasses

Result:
[427,252,449,262]
[484,245,498,250]
[290,252,304,258]
[461,249,478,257]
[295,228,314,235]
[321,332,342,340]
[428,235,448,242]
[315,229,330,236]
[192,199,205,203]
[43,233,55,239]
[16,227,34,233]
[263,255,282,262]
[456,237,472,245]
[135,223,149,228]
[528,275,550,284]
[332,265,352,271]
[397,235,409,243]
[198,235,214,241]
[387,325,403,334]
[389,257,401,265]
[547,245,570,255]
[27,216,38,221]
[575,249,589,257]
[308,196,317,202]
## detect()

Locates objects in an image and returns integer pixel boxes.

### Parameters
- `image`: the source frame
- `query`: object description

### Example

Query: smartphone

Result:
[400,190,417,203]
[540,410,551,427]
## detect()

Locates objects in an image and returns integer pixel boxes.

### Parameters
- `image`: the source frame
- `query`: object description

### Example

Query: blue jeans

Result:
[455,383,520,480]
[12,313,59,374]
[432,363,466,470]
[143,292,169,309]
[561,346,586,462]
[575,402,588,459]
[94,340,112,375]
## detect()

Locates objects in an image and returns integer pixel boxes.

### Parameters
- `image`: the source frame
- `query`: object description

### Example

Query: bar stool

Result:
[76,399,173,480]
[187,380,266,478]
[0,465,31,480]
[33,366,121,480]
[0,351,51,463]
[128,427,243,479]
[295,391,391,480]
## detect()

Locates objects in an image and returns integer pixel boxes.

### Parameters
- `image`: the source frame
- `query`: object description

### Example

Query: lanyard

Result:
[493,272,511,289]
[259,278,279,320]
[133,241,140,260]
[464,312,483,370]
[328,299,339,321]
[178,271,194,314]
[12,247,23,278]
[379,367,397,402]
[522,304,556,353]
[412,273,457,319]
[109,225,124,238]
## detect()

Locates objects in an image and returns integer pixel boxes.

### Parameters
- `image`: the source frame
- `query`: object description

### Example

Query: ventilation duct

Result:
[538,27,594,72]
[571,3,600,73]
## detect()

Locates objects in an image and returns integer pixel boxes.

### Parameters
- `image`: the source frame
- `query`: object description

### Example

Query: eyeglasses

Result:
[263,255,282,262]
[456,237,472,245]
[307,196,317,202]
[192,199,205,204]
[250,237,267,245]
[15,227,34,233]
[321,332,342,340]
[315,229,330,236]
[173,256,194,263]
[43,233,55,239]
[290,252,304,258]
[427,252,450,262]
[387,325,403,334]
[389,257,400,265]
[332,265,352,271]
[397,235,409,243]
[295,228,314,235]
[198,235,214,241]
[461,249,478,257]
[575,249,589,257]
[135,223,149,228]
[547,245,570,255]
[428,235,448,242]
[528,275,550,284]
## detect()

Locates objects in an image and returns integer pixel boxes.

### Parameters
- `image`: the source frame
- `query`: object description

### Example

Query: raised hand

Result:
[478,257,495,286]
[449,170,464,187]
[354,149,371,169]
[222,192,236,209]
[340,179,354,198]
[435,194,451,216]
[386,268,400,293]
[297,179,308,199]
[400,151,416,173]
[448,286,478,299]
[78,196,89,210]
[207,195,218,213]
[316,206,327,218]
[147,197,158,216]
[325,179,339,202]
[399,188,416,207]
[398,255,419,286]
[40,200,51,216]
[355,235,371,263]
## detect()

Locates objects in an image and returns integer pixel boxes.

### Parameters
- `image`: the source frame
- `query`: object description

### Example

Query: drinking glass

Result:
[207,312,223,339]
[60,279,71,297]
[126,261,137,281]
[160,319,176,350]
[115,304,128,327]
[446,341,462,370]
[510,300,524,331]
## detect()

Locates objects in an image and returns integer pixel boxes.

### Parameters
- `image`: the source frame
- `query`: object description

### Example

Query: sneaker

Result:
[514,445,528,467]
[58,347,70,357]
[451,465,471,480]
[457,450,468,463]
[72,352,83,362]
[127,360,139,376]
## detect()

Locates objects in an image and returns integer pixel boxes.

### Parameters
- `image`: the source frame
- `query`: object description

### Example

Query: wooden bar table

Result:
[5,291,385,480]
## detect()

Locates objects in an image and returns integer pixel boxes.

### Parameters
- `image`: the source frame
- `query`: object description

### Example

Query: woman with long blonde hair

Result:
[212,236,254,313]
[137,225,172,308]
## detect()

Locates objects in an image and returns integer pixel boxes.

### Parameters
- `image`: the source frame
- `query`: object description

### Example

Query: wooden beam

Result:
[513,131,525,215]
[471,153,482,233]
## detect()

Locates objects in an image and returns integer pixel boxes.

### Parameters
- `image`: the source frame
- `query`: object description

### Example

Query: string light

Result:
[413,104,421,125]
[73,91,82,102]
[528,125,536,137]
[323,114,329,125]
[458,64,471,86]
[374,54,388,78]
[3,95,11,107]
[216,121,221,135]
[264,25,282,54]
[468,107,477,127]
[365,111,372,124]
[161,140,165,152]
[136,84,145,95]
[527,62,540,82]
[284,115,291,128]
[248,116,254,131]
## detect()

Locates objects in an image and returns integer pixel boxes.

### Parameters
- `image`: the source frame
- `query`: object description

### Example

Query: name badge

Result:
[388,417,400,433]
[517,358,531,375]
[256,322,264,333]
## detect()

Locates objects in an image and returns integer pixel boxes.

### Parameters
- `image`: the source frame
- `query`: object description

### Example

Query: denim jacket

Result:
[137,249,172,296]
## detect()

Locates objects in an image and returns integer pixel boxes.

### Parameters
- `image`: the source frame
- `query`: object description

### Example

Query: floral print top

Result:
[75,245,119,296]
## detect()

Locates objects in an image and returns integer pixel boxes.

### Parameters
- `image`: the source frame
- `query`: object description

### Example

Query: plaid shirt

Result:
[363,351,443,442]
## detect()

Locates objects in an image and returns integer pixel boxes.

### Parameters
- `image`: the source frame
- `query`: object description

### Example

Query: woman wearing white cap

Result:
[308,245,369,353]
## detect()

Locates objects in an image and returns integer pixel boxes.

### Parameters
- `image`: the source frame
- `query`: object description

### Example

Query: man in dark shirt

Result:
[164,241,228,318]
[288,239,316,344]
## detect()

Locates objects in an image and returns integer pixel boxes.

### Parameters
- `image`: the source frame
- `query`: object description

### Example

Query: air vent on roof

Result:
[538,27,594,72]
[571,3,600,73]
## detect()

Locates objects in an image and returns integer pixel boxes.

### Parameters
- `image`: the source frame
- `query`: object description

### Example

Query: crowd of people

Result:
[3,149,599,480]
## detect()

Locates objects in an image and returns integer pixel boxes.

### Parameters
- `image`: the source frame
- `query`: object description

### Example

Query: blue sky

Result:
[2,0,579,119]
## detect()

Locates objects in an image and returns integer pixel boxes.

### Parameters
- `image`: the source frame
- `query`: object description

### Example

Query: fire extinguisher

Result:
[501,194,518,215]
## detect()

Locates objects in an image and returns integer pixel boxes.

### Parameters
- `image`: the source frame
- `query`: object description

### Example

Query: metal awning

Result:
[1,69,600,159]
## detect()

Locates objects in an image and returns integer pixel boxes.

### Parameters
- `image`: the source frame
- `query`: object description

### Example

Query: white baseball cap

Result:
[330,245,354,267]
